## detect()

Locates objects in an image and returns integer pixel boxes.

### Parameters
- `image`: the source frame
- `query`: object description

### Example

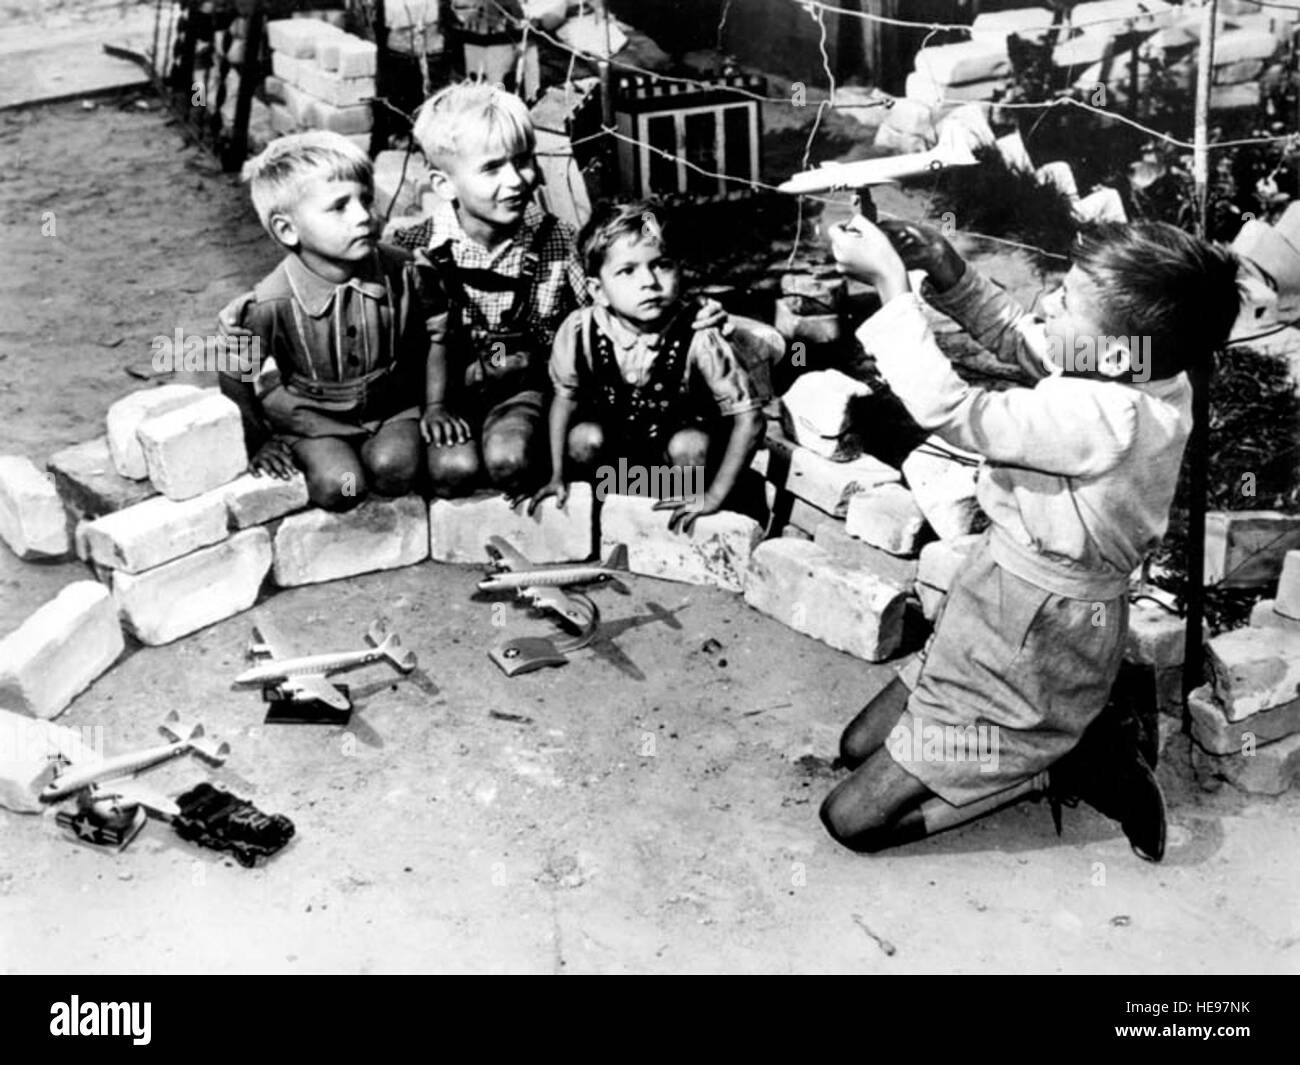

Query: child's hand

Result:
[421,405,470,448]
[828,218,910,301]
[524,477,568,516]
[250,438,296,479]
[653,494,720,535]
[217,291,256,337]
[691,298,733,337]
[877,220,966,293]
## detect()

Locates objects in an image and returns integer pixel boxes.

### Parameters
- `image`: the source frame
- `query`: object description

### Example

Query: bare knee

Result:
[666,427,709,469]
[364,441,419,497]
[307,467,366,511]
[427,444,480,498]
[819,783,892,851]
[566,422,604,467]
[482,435,532,490]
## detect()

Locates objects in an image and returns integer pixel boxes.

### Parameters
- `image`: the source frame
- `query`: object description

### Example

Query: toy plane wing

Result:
[91,779,180,820]
[249,615,300,661]
[526,584,596,631]
[485,535,533,573]
[278,673,351,711]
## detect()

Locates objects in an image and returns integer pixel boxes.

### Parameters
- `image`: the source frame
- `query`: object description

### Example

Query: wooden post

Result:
[223,0,264,172]
[1183,0,1218,721]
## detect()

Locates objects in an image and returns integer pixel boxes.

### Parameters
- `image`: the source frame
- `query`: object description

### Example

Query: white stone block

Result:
[915,533,983,621]
[1192,727,1300,795]
[901,439,985,540]
[1212,82,1262,110]
[1274,550,1300,619]
[0,582,124,719]
[220,471,310,529]
[744,538,908,662]
[914,40,1010,87]
[972,7,1058,41]
[1213,27,1280,64]
[845,483,928,557]
[318,34,378,77]
[430,484,592,563]
[1206,626,1300,721]
[105,384,204,480]
[137,392,247,501]
[905,72,1003,108]
[296,63,375,108]
[1214,57,1266,84]
[0,455,70,559]
[778,370,872,462]
[1124,599,1192,668]
[1250,597,1300,632]
[1204,510,1300,587]
[271,50,303,83]
[81,493,228,574]
[751,434,898,518]
[266,18,339,58]
[597,493,762,592]
[0,708,104,813]
[272,495,429,586]
[1189,683,1300,756]
[113,528,272,645]
[813,521,918,593]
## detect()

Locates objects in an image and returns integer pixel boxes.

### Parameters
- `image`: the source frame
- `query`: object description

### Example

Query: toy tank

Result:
[172,782,294,867]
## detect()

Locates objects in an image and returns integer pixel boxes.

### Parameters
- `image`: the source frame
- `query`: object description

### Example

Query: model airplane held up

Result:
[777,122,979,196]
[235,617,417,711]
[39,710,230,821]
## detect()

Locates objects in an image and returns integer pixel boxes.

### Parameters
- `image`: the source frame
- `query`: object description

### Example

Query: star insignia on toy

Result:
[74,816,100,841]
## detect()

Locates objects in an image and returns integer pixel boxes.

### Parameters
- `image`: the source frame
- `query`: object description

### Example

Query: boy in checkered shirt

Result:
[389,82,726,499]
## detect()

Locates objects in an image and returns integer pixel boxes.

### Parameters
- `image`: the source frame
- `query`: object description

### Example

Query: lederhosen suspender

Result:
[580,301,702,455]
[426,215,556,397]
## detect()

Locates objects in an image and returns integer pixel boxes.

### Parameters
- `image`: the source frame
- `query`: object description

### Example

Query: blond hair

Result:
[412,82,535,170]
[242,131,373,237]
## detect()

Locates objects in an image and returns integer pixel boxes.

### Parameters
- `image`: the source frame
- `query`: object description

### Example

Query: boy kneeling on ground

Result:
[821,215,1240,862]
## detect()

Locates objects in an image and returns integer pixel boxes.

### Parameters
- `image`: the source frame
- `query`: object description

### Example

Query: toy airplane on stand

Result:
[235,616,417,722]
[38,711,230,851]
[480,536,627,676]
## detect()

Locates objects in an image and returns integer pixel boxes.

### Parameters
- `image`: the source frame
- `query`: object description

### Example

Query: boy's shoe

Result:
[1049,711,1168,862]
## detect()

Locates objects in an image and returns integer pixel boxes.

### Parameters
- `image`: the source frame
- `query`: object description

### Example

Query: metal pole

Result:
[1183,0,1218,722]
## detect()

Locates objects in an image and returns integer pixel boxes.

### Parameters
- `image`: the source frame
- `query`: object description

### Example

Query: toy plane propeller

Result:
[38,711,230,821]
[235,616,417,711]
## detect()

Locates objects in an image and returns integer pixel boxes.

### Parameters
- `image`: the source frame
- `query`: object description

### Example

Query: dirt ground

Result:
[3,72,1300,974]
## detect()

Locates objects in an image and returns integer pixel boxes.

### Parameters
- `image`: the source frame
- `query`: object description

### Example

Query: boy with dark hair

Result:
[820,217,1241,861]
[217,131,448,510]
[530,201,765,533]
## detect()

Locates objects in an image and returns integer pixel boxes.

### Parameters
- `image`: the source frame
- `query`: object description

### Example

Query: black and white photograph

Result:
[1,0,1298,995]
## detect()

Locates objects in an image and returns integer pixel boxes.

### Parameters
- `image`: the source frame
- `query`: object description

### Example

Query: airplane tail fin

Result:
[369,620,417,672]
[603,543,629,572]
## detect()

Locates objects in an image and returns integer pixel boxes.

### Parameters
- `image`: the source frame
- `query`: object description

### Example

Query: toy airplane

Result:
[480,537,630,676]
[480,537,629,628]
[39,711,230,845]
[777,122,979,196]
[235,616,417,713]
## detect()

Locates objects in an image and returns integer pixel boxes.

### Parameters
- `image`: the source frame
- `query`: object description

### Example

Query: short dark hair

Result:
[579,200,670,277]
[1072,221,1242,378]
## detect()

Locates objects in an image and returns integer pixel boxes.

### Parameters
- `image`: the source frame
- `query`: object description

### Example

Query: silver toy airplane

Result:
[235,617,417,711]
[39,710,230,821]
[480,537,629,630]
[777,122,978,196]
